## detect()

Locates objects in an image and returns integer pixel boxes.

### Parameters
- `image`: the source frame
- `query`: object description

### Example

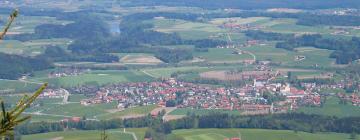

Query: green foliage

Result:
[0,83,47,139]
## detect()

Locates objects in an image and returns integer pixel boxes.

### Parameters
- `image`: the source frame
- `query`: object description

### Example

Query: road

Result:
[227,33,257,62]
[110,129,138,140]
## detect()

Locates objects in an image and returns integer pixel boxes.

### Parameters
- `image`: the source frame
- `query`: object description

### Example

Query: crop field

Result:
[149,19,227,40]
[97,105,158,120]
[168,128,358,140]
[24,99,156,121]
[0,79,42,93]
[296,96,360,117]
[7,15,72,33]
[142,66,210,78]
[119,53,163,64]
[30,70,154,88]
[194,48,253,63]
[0,39,71,56]
[22,128,147,140]
[241,44,336,68]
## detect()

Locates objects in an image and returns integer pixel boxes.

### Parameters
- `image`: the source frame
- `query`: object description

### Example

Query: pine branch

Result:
[0,9,18,40]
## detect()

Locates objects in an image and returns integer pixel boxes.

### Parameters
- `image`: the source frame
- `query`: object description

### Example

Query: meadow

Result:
[21,128,148,140]
[296,96,360,117]
[193,48,253,63]
[0,38,71,56]
[149,18,228,40]
[168,128,359,140]
[241,44,336,68]
[30,70,154,88]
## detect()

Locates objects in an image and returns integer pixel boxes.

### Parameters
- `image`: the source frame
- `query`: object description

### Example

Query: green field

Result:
[241,44,336,68]
[149,19,227,40]
[142,66,209,78]
[194,48,253,63]
[0,79,41,93]
[168,128,359,140]
[30,70,154,87]
[22,128,147,140]
[97,105,158,120]
[0,39,71,56]
[297,96,360,117]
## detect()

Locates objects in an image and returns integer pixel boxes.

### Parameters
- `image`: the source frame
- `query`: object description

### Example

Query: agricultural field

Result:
[241,44,337,68]
[296,96,360,117]
[0,38,72,56]
[0,79,41,93]
[118,53,163,65]
[142,66,210,78]
[29,70,154,88]
[194,48,254,63]
[149,19,227,40]
[6,15,72,33]
[23,98,156,121]
[168,128,359,140]
[22,128,148,140]
[96,105,158,120]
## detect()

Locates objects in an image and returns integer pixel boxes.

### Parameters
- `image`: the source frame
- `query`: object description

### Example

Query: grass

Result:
[97,105,158,120]
[169,108,242,116]
[22,129,134,140]
[168,128,359,140]
[0,79,42,93]
[241,44,335,68]
[148,19,227,40]
[30,70,154,88]
[142,66,209,78]
[194,48,253,63]
[0,39,71,56]
[297,96,360,117]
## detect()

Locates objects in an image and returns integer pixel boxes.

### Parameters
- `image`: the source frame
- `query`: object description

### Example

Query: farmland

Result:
[296,96,360,117]
[168,128,359,140]
[29,70,154,88]
[22,128,148,140]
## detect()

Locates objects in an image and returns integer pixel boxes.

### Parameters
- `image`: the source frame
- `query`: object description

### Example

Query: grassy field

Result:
[118,53,163,64]
[241,44,336,68]
[97,105,158,120]
[30,70,154,87]
[22,128,147,140]
[168,128,359,140]
[149,19,227,40]
[169,108,242,116]
[194,48,253,63]
[0,79,42,93]
[296,96,360,117]
[142,66,209,78]
[0,39,71,56]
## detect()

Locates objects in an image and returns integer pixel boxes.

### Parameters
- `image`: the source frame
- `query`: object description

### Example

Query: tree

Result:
[100,130,109,140]
[0,9,48,140]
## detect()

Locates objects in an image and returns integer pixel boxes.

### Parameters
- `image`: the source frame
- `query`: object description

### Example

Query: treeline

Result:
[276,35,360,64]
[167,113,360,134]
[15,113,360,138]
[246,31,360,64]
[125,0,360,10]
[0,53,52,79]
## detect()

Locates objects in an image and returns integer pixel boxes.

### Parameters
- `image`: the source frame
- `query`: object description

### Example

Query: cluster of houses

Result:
[75,77,325,114]
[338,93,360,106]
[40,88,70,104]
[48,68,88,78]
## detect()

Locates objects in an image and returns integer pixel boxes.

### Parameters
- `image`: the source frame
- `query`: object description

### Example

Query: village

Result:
[49,77,348,115]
